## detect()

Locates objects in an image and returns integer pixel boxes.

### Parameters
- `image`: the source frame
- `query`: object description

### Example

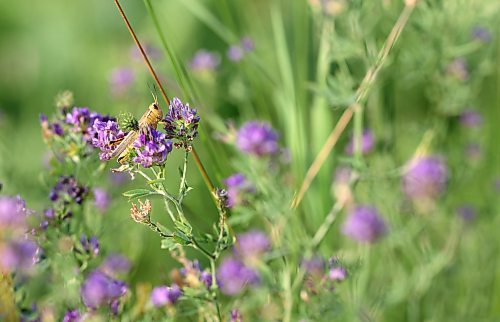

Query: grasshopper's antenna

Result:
[147,83,158,104]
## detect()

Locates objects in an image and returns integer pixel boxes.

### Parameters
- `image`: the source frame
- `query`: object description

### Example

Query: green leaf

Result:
[161,238,178,251]
[147,178,165,185]
[122,189,152,199]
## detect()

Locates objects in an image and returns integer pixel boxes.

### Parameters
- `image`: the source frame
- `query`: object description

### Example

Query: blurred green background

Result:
[1,0,500,320]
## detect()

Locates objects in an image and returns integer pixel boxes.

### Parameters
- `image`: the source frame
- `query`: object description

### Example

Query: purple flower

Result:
[50,176,88,205]
[217,257,260,295]
[80,270,127,309]
[342,205,387,243]
[190,50,220,72]
[163,97,200,146]
[51,122,64,136]
[99,254,131,277]
[224,173,255,208]
[0,195,28,230]
[301,256,325,276]
[91,119,125,161]
[200,271,213,289]
[402,156,448,201]
[227,45,244,62]
[0,239,39,272]
[459,109,483,128]
[328,267,347,281]
[150,284,182,307]
[80,235,100,257]
[457,205,476,222]
[110,68,135,96]
[236,121,279,157]
[471,26,492,43]
[132,128,173,168]
[234,230,270,260]
[241,37,254,52]
[93,188,110,212]
[62,310,80,322]
[345,129,375,155]
[446,58,469,81]
[65,107,91,131]
[230,309,243,322]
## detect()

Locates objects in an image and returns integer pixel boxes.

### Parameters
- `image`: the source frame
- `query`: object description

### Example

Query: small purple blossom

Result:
[457,205,476,222]
[402,156,448,201]
[224,173,255,208]
[446,58,469,81]
[236,121,279,157]
[0,195,28,230]
[80,235,100,257]
[110,68,135,96]
[234,230,270,260]
[328,267,347,281]
[241,37,254,52]
[342,205,387,243]
[80,270,127,309]
[200,271,213,289]
[163,97,200,146]
[132,128,173,168]
[93,188,110,212]
[471,26,492,43]
[217,257,260,295]
[345,129,375,155]
[227,45,244,62]
[230,309,243,322]
[0,239,39,272]
[65,107,92,132]
[301,257,325,276]
[99,254,131,277]
[49,176,89,205]
[459,109,483,128]
[190,50,220,72]
[150,284,182,307]
[62,310,80,322]
[91,119,125,161]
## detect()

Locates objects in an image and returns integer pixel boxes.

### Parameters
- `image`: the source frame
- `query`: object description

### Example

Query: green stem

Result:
[145,220,172,238]
[178,150,189,203]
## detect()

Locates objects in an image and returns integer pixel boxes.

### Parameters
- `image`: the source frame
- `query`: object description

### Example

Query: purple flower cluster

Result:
[132,128,173,168]
[301,255,347,295]
[459,109,483,128]
[342,205,387,243]
[402,156,448,202]
[150,284,182,307]
[345,129,375,155]
[190,50,220,72]
[234,230,270,261]
[80,235,100,257]
[217,257,260,295]
[0,239,39,273]
[0,195,28,230]
[236,121,279,157]
[49,176,89,205]
[224,173,255,208]
[471,26,492,43]
[62,310,80,322]
[80,269,127,310]
[227,37,255,62]
[91,119,125,161]
[40,113,64,138]
[99,254,131,278]
[163,97,200,147]
[93,187,110,212]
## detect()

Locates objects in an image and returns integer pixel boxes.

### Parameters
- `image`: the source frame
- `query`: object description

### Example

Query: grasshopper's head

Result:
[148,101,163,125]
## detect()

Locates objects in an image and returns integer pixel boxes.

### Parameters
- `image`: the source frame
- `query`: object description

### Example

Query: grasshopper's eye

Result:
[153,103,159,110]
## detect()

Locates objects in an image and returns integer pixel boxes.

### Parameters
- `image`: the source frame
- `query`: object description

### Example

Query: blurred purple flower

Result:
[230,309,243,322]
[402,156,448,201]
[227,45,244,62]
[109,172,129,186]
[163,97,200,146]
[446,58,469,81]
[328,267,347,281]
[49,176,88,205]
[200,270,213,289]
[459,109,483,128]
[80,270,127,309]
[217,257,260,295]
[224,173,255,208]
[471,26,492,43]
[150,284,182,307]
[93,188,110,212]
[342,205,387,243]
[0,195,27,230]
[132,128,173,168]
[91,119,125,161]
[190,50,220,72]
[345,129,375,155]
[100,254,131,277]
[234,230,270,260]
[110,68,135,96]
[236,121,279,157]
[51,122,64,136]
[130,44,163,61]
[457,205,476,222]
[62,310,80,322]
[0,239,39,272]
[301,256,325,276]
[80,235,100,257]
[241,37,254,52]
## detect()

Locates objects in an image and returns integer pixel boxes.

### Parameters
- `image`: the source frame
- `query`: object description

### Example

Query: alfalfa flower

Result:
[163,97,200,148]
[402,156,448,202]
[49,176,89,205]
[132,128,173,168]
[217,257,260,295]
[471,26,492,43]
[189,50,220,72]
[91,119,125,161]
[80,235,100,257]
[0,195,28,231]
[236,121,279,157]
[100,254,131,278]
[234,230,270,262]
[0,239,39,273]
[345,129,375,155]
[62,310,80,322]
[224,173,255,208]
[342,205,387,243]
[150,284,182,307]
[80,270,127,309]
[459,109,483,128]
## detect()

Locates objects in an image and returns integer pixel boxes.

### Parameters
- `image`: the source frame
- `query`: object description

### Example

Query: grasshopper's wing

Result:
[109,131,139,160]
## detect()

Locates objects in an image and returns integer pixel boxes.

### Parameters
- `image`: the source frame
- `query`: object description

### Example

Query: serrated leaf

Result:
[122,189,152,199]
